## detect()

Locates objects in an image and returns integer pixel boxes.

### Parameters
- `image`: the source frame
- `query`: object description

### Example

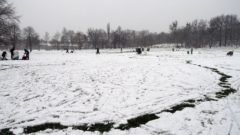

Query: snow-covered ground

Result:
[0,48,240,135]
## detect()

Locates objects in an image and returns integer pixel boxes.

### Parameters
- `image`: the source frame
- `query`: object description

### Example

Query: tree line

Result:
[50,26,160,50]
[168,15,240,48]
[1,0,240,51]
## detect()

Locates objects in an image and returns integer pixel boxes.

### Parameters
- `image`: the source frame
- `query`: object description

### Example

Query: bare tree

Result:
[107,23,111,48]
[0,0,19,47]
[68,30,75,49]
[169,21,178,45]
[50,32,61,50]
[43,32,50,45]
[112,26,122,48]
[9,22,20,48]
[87,28,106,49]
[23,26,39,51]
[61,28,69,48]
[60,28,75,49]
[74,32,86,49]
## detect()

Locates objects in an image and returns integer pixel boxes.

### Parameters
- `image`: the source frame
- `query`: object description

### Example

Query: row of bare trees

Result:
[168,15,240,48]
[48,14,240,49]
[47,25,160,50]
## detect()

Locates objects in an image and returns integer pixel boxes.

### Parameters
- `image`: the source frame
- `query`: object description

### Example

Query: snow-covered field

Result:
[0,48,240,135]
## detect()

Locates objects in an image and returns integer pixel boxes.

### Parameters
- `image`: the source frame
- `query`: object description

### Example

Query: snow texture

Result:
[0,48,240,135]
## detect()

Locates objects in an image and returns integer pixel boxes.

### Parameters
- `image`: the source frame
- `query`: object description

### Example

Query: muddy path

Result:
[0,63,237,134]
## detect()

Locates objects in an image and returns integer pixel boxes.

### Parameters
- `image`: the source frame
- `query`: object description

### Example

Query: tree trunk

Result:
[219,27,222,47]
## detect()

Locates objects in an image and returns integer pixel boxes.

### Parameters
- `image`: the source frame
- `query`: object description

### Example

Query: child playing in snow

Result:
[22,49,29,60]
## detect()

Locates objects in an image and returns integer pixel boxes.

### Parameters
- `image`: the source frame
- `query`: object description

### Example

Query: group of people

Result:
[1,47,30,60]
[66,49,74,53]
[187,48,194,54]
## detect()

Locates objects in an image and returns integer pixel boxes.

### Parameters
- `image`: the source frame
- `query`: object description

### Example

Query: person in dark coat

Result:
[1,51,7,60]
[136,48,142,54]
[22,49,30,60]
[10,47,15,60]
[96,48,100,54]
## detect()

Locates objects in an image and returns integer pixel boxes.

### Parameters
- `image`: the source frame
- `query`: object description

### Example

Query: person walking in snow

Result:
[96,48,100,54]
[1,51,7,60]
[10,47,15,60]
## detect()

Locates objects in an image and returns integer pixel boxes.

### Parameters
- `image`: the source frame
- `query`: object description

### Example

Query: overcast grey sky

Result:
[9,0,240,37]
